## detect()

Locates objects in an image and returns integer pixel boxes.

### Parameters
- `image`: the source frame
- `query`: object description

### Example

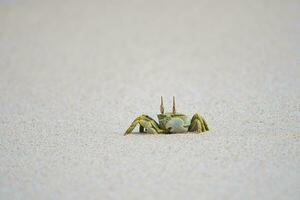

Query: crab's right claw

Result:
[188,113,209,133]
[124,115,161,135]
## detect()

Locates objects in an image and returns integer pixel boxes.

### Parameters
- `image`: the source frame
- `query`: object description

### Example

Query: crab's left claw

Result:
[188,113,209,133]
[166,118,188,133]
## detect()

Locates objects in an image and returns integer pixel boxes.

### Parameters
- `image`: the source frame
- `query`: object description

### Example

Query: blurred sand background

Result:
[0,0,299,199]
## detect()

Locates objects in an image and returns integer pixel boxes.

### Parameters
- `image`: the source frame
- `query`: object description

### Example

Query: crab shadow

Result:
[125,132,199,136]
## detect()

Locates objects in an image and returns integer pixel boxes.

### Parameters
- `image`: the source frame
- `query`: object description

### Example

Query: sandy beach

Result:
[1,0,299,199]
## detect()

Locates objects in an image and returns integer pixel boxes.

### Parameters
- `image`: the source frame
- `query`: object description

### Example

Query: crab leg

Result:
[124,115,162,135]
[188,113,209,133]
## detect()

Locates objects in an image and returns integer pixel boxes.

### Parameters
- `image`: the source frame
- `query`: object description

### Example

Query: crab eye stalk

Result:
[160,96,164,114]
[172,96,176,114]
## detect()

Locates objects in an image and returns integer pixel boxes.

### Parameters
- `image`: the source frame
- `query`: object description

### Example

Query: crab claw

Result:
[165,118,188,133]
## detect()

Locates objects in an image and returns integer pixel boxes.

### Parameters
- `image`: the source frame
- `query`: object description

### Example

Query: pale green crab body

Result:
[124,97,209,135]
[157,113,190,133]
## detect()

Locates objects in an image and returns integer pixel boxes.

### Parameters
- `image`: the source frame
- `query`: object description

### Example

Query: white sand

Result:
[0,0,299,199]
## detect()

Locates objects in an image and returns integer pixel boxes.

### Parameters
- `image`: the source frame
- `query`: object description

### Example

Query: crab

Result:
[124,97,209,135]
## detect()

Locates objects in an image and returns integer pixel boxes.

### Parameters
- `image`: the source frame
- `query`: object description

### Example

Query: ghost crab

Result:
[124,97,209,135]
